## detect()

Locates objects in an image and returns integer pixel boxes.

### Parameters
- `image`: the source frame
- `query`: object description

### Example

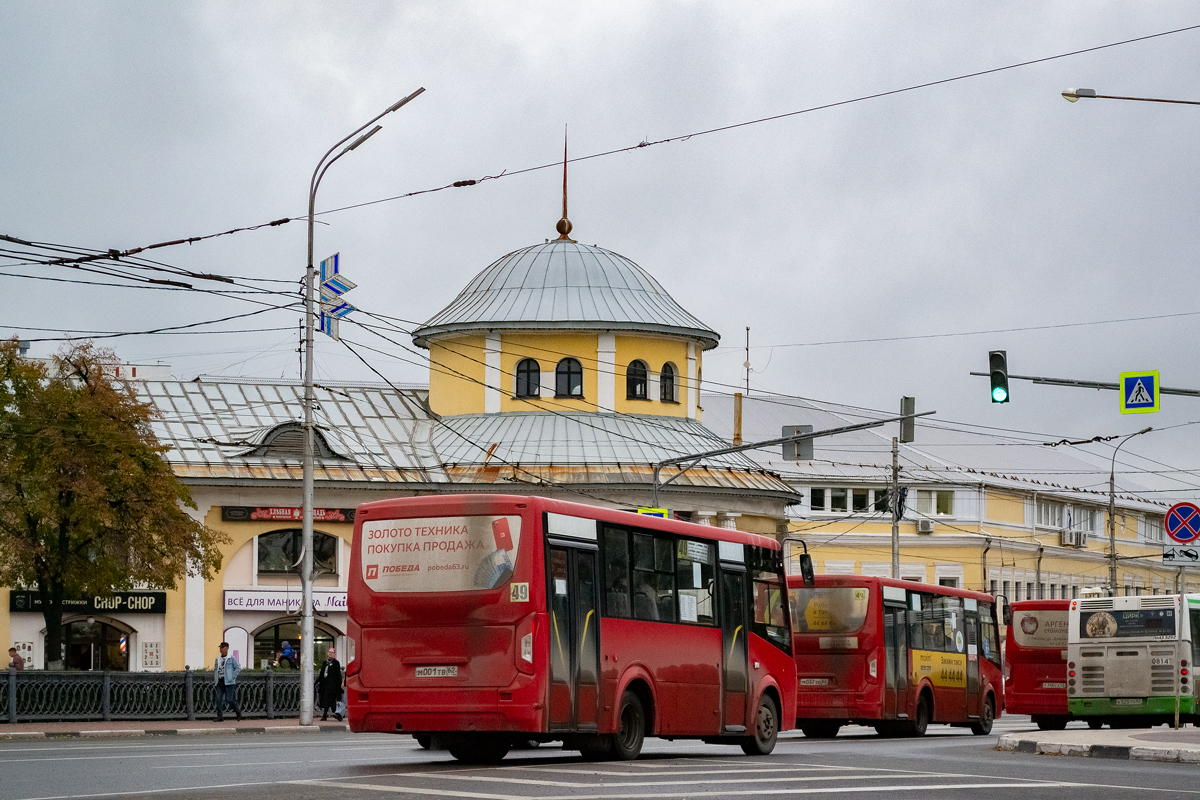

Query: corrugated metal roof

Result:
[702,393,1168,511]
[134,377,793,497]
[412,241,720,350]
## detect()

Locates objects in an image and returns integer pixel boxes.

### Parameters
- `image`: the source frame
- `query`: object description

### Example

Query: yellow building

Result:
[702,393,1194,599]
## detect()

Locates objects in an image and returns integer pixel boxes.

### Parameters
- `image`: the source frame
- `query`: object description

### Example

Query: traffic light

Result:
[989,350,1010,403]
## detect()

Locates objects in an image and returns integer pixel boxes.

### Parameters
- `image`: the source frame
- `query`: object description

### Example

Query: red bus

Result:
[787,575,1003,738]
[346,494,796,762]
[1004,599,1073,730]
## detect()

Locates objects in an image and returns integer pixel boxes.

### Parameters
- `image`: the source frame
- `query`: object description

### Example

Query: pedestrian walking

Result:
[213,642,242,722]
[7,647,24,671]
[315,646,343,721]
[278,640,295,668]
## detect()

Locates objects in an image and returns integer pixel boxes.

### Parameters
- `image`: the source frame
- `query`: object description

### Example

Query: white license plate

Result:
[1042,682,1066,689]
[1114,698,1143,706]
[1151,657,1172,666]
[415,666,458,678]
[800,678,830,686]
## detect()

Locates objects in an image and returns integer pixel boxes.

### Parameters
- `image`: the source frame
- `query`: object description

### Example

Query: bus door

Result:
[719,567,750,733]
[883,598,910,718]
[547,542,601,732]
[965,609,980,719]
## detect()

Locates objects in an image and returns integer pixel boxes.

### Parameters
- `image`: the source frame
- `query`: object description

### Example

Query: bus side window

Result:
[632,532,675,622]
[909,611,925,651]
[1191,610,1200,669]
[602,526,631,618]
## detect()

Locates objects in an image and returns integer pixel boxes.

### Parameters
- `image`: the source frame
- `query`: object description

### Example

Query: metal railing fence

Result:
[3,668,301,723]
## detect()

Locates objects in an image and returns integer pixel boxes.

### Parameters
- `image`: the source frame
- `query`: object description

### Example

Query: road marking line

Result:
[294,780,527,800]
[0,751,225,763]
[409,771,945,789]
[507,766,857,777]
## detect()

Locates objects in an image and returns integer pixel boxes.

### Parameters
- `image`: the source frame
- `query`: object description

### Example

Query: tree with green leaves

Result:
[0,339,226,670]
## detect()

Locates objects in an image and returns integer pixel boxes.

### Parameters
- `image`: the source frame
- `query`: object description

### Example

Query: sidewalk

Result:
[0,718,349,740]
[998,726,1200,763]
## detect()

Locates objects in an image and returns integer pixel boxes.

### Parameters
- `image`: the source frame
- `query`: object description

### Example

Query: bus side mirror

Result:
[799,554,815,587]
[1002,602,1012,626]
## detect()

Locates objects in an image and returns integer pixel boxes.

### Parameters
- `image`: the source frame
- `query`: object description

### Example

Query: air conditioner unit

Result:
[1059,529,1077,547]
[1078,532,1089,547]
[916,519,935,534]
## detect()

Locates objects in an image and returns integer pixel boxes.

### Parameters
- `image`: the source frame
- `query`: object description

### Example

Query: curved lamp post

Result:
[1063,87,1200,106]
[301,87,425,725]
[1108,426,1152,597]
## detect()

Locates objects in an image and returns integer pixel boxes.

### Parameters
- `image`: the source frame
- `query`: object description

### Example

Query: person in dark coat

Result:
[316,647,343,721]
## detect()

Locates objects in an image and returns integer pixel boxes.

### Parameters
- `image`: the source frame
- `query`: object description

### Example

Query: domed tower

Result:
[411,213,796,533]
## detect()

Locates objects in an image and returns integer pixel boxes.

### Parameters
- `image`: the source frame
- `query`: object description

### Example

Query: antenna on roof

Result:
[555,125,575,242]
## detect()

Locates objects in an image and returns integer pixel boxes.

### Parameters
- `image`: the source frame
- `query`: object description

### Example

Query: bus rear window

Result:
[360,515,521,592]
[789,587,870,634]
[1011,609,1068,648]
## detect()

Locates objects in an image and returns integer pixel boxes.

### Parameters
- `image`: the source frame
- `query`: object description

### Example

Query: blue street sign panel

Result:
[1166,502,1200,544]
[317,253,356,341]
[1119,370,1159,414]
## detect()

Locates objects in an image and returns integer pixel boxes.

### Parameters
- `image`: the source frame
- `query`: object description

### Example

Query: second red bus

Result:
[1004,599,1074,730]
[787,575,1003,737]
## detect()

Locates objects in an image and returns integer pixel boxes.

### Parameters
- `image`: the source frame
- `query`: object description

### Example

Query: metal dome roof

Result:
[412,240,720,350]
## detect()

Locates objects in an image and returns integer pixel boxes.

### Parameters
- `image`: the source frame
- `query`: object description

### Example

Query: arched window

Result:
[253,620,338,670]
[556,358,583,397]
[257,529,339,576]
[660,362,677,402]
[626,360,648,400]
[515,358,540,397]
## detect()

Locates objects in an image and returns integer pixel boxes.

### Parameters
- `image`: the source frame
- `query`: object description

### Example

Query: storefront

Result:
[6,591,167,671]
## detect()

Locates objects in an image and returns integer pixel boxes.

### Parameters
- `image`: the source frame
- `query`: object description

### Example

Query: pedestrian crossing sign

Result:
[1119,370,1159,414]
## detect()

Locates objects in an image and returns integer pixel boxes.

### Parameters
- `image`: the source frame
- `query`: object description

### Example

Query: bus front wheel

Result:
[741,695,779,755]
[907,695,930,737]
[970,696,995,735]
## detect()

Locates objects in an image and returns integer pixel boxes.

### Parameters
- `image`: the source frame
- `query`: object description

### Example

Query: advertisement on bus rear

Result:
[360,515,522,593]
[1012,610,1069,648]
[1079,608,1175,639]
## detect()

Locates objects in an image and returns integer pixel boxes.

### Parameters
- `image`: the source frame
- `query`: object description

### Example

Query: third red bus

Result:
[787,575,1003,737]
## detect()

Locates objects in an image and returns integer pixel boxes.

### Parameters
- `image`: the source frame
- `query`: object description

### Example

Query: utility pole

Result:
[1108,427,1152,597]
[891,436,900,580]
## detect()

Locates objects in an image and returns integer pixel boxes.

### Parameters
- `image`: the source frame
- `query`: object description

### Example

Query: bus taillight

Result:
[516,613,536,675]
[867,651,878,682]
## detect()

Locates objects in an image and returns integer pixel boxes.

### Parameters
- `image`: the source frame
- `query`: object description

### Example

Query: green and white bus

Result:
[1067,594,1197,728]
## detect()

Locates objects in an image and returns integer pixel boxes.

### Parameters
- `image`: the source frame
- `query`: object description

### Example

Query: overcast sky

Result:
[3,3,1199,500]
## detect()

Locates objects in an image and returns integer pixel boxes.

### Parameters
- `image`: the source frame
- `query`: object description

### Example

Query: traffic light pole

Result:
[891,436,900,580]
[969,371,1200,398]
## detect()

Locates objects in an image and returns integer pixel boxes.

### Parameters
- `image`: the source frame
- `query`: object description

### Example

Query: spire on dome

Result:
[555,126,574,242]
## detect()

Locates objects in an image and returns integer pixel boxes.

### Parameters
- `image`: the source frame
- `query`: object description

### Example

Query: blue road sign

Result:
[317,253,356,341]
[1166,502,1200,543]
[1120,370,1159,414]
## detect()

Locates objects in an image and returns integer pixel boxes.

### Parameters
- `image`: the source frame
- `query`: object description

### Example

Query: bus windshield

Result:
[1079,608,1176,639]
[789,587,870,634]
[1011,609,1068,648]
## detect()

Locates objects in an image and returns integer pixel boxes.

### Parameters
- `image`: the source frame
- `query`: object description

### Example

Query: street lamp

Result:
[1108,426,1152,597]
[1063,87,1200,106]
[300,87,424,725]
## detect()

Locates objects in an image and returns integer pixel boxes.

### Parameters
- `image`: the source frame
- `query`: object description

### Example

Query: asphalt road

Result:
[3,717,1198,800]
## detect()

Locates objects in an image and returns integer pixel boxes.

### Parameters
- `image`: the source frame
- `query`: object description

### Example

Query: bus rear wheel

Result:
[1087,719,1104,730]
[612,690,646,761]
[448,736,511,764]
[1034,715,1068,731]
[741,695,779,755]
[970,696,995,735]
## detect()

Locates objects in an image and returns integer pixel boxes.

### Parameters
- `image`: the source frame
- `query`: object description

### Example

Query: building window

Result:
[626,360,648,400]
[555,358,583,397]
[1037,500,1064,528]
[990,579,998,597]
[852,489,870,512]
[1026,582,1034,601]
[1145,516,1164,543]
[660,362,677,402]
[254,621,336,670]
[938,577,958,588]
[830,488,848,512]
[1067,506,1095,532]
[1002,580,1010,602]
[257,530,338,577]
[874,489,890,513]
[916,490,954,517]
[811,488,825,511]
[515,358,540,397]
[61,620,129,671]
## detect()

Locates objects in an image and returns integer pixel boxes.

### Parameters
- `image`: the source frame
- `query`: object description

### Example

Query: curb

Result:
[997,734,1200,764]
[0,724,348,741]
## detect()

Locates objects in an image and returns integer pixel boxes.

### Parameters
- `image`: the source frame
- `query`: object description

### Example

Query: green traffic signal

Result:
[989,350,1010,404]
